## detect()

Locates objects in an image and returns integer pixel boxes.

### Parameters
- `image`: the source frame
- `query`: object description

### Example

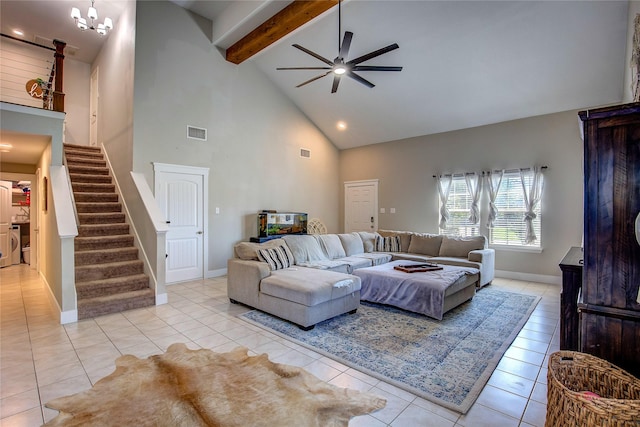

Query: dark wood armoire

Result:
[577,103,640,378]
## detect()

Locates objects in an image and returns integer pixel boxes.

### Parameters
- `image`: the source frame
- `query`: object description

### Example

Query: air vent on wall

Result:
[300,148,311,159]
[187,126,207,141]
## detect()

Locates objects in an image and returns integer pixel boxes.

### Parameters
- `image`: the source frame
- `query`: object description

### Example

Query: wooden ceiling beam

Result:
[225,0,338,65]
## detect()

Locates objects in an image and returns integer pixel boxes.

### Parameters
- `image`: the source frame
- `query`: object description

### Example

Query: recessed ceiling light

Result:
[337,121,347,131]
[13,29,24,36]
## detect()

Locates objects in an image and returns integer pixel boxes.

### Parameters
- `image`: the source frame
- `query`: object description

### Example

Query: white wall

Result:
[132,1,340,274]
[63,59,90,145]
[340,110,584,279]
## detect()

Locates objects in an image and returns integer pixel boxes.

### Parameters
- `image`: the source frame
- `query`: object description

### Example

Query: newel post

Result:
[53,39,66,113]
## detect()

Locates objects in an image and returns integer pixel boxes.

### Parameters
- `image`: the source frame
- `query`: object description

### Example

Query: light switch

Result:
[215,207,220,214]
[390,208,396,214]
[380,208,386,214]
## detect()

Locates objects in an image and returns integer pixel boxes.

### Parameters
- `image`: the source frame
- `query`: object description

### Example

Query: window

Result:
[489,171,541,247]
[439,176,480,237]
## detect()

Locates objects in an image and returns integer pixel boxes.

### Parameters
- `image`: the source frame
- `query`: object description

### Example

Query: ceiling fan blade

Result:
[296,71,332,88]
[347,43,399,65]
[292,44,334,66]
[347,71,375,88]
[331,74,341,93]
[352,66,403,72]
[339,31,353,59]
[277,67,332,70]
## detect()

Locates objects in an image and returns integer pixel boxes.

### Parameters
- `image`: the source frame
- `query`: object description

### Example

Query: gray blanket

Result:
[353,261,479,320]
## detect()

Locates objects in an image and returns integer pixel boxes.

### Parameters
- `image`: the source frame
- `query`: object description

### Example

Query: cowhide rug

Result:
[44,343,386,426]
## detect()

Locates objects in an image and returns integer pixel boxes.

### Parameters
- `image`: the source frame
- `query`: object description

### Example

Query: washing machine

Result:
[11,225,20,264]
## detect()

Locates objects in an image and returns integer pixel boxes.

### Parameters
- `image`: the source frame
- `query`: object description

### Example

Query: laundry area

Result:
[4,180,31,266]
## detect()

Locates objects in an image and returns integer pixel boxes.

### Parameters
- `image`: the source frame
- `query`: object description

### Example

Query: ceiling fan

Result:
[276,0,402,93]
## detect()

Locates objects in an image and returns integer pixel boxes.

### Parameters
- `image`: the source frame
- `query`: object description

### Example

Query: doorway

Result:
[90,67,98,147]
[153,163,209,284]
[0,181,11,267]
[344,180,378,233]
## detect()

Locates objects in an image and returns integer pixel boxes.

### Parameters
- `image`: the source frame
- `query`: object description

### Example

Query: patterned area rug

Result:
[239,287,540,414]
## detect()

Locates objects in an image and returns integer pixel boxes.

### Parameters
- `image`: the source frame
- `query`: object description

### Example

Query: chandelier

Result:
[71,0,113,35]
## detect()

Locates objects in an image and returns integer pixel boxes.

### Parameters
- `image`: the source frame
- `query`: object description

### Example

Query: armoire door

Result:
[579,103,640,377]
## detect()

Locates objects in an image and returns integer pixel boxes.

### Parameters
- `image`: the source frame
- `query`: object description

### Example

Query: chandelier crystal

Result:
[71,1,113,35]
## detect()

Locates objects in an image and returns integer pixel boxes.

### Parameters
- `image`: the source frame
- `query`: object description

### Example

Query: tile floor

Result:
[0,264,560,426]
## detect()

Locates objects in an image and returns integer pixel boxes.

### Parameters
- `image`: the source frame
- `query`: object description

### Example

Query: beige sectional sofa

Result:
[228,230,495,329]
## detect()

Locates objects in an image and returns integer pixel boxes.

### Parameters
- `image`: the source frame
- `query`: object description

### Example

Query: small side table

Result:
[559,247,583,351]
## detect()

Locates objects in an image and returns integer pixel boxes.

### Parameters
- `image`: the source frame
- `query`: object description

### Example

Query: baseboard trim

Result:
[156,293,168,305]
[41,272,78,324]
[206,268,227,278]
[495,270,561,285]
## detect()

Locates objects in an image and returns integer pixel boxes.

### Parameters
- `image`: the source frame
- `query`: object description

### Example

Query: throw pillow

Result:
[375,235,401,252]
[257,245,295,270]
[377,230,412,252]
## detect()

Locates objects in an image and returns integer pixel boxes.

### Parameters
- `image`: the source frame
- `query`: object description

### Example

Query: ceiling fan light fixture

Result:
[276,0,401,93]
[333,65,347,75]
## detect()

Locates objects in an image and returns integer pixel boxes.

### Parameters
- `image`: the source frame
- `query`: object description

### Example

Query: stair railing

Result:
[62,150,80,226]
[0,34,65,112]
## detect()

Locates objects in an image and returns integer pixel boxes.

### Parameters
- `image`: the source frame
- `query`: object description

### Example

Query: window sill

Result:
[490,244,543,254]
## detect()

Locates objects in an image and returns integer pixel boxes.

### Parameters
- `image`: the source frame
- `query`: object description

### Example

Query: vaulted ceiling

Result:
[1,0,630,153]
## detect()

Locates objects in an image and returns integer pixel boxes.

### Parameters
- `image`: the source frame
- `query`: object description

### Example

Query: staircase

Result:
[64,143,155,320]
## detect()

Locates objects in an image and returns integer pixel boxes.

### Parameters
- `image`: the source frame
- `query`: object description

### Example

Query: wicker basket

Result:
[546,351,640,427]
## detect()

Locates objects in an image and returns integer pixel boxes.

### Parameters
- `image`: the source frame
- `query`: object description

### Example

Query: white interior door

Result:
[155,168,205,283]
[0,181,12,267]
[34,169,40,272]
[344,180,378,233]
[89,68,98,146]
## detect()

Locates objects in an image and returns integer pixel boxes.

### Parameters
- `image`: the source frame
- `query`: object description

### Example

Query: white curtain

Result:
[465,173,482,224]
[520,167,544,244]
[437,175,453,229]
[486,170,503,228]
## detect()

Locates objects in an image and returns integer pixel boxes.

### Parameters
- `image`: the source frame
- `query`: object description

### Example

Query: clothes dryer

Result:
[11,225,20,264]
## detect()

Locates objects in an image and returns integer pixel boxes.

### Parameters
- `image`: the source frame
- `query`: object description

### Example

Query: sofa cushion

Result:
[407,233,443,256]
[354,252,393,266]
[257,244,295,270]
[357,232,380,253]
[315,234,347,259]
[375,235,401,252]
[261,268,361,307]
[298,259,349,272]
[377,230,412,252]
[439,235,487,258]
[339,256,373,272]
[234,239,285,261]
[338,233,365,256]
[282,235,327,264]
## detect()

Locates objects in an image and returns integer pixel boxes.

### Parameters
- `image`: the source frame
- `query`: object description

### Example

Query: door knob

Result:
[197,231,203,235]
